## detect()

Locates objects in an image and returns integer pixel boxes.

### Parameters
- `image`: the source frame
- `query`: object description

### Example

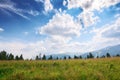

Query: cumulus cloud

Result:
[1,17,120,59]
[0,28,4,32]
[66,0,120,27]
[35,0,53,13]
[78,11,100,27]
[44,0,53,12]
[40,13,82,39]
[66,0,120,11]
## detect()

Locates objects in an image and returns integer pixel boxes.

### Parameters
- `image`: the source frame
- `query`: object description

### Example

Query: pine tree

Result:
[96,56,99,58]
[74,55,78,59]
[35,55,39,60]
[79,55,82,59]
[8,53,14,60]
[0,51,7,60]
[89,53,94,58]
[48,55,53,60]
[15,55,19,60]
[68,56,71,59]
[64,56,66,60]
[20,54,23,60]
[116,54,120,57]
[101,55,105,58]
[87,55,90,59]
[87,53,94,59]
[42,54,46,60]
[106,53,111,57]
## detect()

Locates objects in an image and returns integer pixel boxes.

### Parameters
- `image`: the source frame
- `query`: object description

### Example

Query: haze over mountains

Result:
[46,44,120,59]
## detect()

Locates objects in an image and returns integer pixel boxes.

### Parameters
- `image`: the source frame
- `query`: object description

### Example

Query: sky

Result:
[0,0,120,59]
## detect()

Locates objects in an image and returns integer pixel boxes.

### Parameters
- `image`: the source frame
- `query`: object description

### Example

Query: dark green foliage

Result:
[87,52,94,59]
[35,55,39,60]
[15,55,19,60]
[0,51,7,60]
[20,54,24,60]
[89,53,94,58]
[79,55,82,59]
[101,55,105,58]
[8,53,14,60]
[15,55,24,60]
[64,56,66,60]
[68,56,71,59]
[0,51,15,60]
[48,55,53,60]
[74,55,78,59]
[87,55,90,58]
[96,56,99,58]
[42,54,46,60]
[106,53,111,57]
[116,54,120,57]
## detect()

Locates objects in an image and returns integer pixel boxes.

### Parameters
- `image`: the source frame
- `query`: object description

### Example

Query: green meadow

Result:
[0,57,120,80]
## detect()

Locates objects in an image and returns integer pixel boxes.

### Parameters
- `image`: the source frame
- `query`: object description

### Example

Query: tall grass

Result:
[0,57,120,80]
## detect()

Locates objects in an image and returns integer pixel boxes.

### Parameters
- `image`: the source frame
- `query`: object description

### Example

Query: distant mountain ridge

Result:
[46,44,120,59]
[82,44,120,58]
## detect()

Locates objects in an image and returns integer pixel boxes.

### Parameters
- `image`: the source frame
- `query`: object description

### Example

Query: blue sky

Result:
[0,0,120,59]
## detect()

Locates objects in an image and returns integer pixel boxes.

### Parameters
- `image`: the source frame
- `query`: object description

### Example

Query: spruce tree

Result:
[64,56,66,60]
[42,54,46,60]
[48,55,53,60]
[79,55,82,59]
[20,54,23,60]
[106,53,111,57]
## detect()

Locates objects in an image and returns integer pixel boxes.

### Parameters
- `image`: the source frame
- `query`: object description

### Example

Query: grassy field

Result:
[0,57,120,80]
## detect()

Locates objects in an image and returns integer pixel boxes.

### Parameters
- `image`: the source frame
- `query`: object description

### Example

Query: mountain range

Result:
[46,44,120,59]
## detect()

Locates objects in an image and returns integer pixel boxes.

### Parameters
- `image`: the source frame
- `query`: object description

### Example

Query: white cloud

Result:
[0,2,30,20]
[63,0,67,6]
[88,17,120,50]
[66,0,120,27]
[1,16,120,59]
[35,0,44,3]
[35,0,53,13]
[44,0,53,12]
[93,17,120,39]
[67,0,120,11]
[27,10,39,16]
[0,0,40,20]
[0,28,4,32]
[78,11,100,27]
[40,13,82,39]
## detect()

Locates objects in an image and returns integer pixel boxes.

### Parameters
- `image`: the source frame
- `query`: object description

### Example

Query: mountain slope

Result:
[82,44,120,58]
[46,44,120,59]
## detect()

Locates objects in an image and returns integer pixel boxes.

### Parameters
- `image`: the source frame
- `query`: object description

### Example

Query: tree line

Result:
[0,50,120,60]
[35,52,120,60]
[0,51,23,60]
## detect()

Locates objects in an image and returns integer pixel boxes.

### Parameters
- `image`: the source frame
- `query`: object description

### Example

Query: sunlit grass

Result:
[0,57,120,80]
